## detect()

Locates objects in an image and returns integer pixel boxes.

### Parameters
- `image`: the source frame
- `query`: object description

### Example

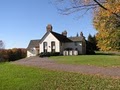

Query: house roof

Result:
[51,31,72,42]
[68,36,85,42]
[27,31,86,49]
[40,31,85,44]
[27,39,41,50]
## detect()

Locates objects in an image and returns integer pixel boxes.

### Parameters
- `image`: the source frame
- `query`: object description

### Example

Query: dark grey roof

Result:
[68,36,85,42]
[51,31,72,42]
[27,39,41,49]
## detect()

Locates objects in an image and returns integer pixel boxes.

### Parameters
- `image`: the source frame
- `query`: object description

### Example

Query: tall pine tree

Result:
[88,34,98,50]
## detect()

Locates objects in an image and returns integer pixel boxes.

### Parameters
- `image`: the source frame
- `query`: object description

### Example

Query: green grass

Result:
[0,63,120,90]
[50,55,120,67]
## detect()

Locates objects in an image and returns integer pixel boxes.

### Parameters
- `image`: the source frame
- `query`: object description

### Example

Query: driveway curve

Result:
[13,56,120,78]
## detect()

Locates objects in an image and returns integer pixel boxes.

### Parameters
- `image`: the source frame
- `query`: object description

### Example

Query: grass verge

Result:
[50,55,120,67]
[0,63,120,90]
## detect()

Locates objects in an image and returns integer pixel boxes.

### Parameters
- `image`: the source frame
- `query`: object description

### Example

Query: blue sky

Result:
[0,0,97,49]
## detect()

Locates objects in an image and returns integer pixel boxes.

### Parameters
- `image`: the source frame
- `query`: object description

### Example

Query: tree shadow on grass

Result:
[95,52,120,56]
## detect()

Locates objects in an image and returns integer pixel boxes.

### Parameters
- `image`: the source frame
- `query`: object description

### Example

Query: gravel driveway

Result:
[13,56,120,78]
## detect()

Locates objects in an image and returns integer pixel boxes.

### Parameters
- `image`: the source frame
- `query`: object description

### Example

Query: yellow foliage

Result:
[93,0,120,51]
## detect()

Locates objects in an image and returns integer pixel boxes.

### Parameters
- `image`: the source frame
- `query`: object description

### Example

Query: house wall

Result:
[82,41,86,54]
[40,33,60,53]
[61,42,86,54]
[27,48,39,57]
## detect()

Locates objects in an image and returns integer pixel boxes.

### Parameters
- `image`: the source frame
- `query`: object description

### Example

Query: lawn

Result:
[0,63,120,90]
[50,55,120,67]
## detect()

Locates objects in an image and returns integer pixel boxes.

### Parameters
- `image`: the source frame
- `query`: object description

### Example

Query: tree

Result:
[53,0,120,51]
[76,33,79,37]
[53,0,120,20]
[88,34,93,42]
[0,40,5,49]
[93,0,120,51]
[0,40,5,62]
[88,34,98,50]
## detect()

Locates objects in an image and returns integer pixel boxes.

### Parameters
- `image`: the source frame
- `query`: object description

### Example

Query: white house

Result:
[27,39,40,57]
[27,24,86,57]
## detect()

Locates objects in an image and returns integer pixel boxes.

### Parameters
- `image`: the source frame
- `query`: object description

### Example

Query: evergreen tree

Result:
[88,34,98,50]
[88,34,93,43]
[76,33,79,37]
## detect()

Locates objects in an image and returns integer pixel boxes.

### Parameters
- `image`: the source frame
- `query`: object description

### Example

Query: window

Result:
[51,41,55,52]
[79,42,82,46]
[75,48,78,50]
[43,42,47,53]
[74,42,77,46]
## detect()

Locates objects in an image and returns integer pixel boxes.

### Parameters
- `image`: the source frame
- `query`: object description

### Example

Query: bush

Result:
[0,48,27,62]
[50,52,60,56]
[39,52,60,57]
[39,52,50,57]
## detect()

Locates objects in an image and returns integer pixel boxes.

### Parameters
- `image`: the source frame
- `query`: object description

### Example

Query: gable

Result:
[40,31,59,44]
[40,31,72,44]
[39,32,50,44]
[27,39,41,50]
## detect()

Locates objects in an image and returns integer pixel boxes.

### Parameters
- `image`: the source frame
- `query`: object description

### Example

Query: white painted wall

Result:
[61,42,86,54]
[27,48,38,57]
[60,42,64,54]
[39,32,86,54]
[40,32,60,53]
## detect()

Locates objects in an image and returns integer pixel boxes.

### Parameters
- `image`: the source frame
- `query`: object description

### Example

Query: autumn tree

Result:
[93,0,120,51]
[53,0,120,51]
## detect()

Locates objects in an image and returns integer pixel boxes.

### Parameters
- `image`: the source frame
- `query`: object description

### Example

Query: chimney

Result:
[80,32,85,40]
[46,24,52,32]
[62,30,67,37]
[80,32,83,37]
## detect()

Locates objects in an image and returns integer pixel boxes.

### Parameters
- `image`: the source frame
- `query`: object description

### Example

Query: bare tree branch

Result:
[93,0,120,19]
[53,0,120,20]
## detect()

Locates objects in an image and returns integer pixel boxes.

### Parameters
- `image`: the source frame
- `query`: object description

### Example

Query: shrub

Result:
[0,48,27,62]
[39,52,60,57]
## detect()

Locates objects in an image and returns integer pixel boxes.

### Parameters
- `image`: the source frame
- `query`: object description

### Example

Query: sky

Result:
[0,0,97,49]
